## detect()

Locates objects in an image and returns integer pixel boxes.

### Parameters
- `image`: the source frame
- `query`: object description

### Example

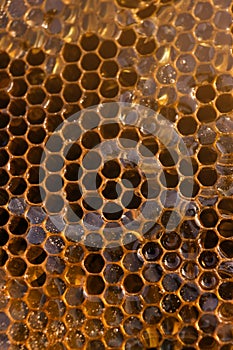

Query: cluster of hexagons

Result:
[0,0,233,349]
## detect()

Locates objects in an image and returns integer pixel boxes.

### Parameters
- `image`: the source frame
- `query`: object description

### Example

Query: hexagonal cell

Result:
[84,254,105,273]
[194,1,214,20]
[175,33,195,52]
[62,43,81,62]
[64,287,84,307]
[0,312,10,331]
[9,322,29,342]
[63,84,82,103]
[123,274,143,293]
[175,12,195,30]
[104,327,123,348]
[0,52,10,69]
[196,84,216,103]
[62,64,81,82]
[27,67,46,85]
[216,94,233,113]
[7,258,27,277]
[0,71,10,89]
[177,117,197,136]
[45,75,63,93]
[118,28,136,46]
[86,275,105,295]
[10,59,26,76]
[66,329,85,349]
[10,78,28,97]
[99,40,117,59]
[136,37,156,55]
[100,79,119,98]
[195,44,215,62]
[27,48,45,66]
[80,32,99,51]
[81,53,101,71]
[197,105,217,123]
[156,24,176,43]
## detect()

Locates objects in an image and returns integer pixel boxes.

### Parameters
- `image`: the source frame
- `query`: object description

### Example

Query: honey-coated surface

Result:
[0,0,233,349]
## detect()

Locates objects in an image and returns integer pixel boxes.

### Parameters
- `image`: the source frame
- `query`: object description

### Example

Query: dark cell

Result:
[142,285,162,304]
[199,293,218,311]
[200,208,218,228]
[125,338,144,350]
[9,217,28,235]
[123,253,143,272]
[104,307,123,326]
[62,43,81,62]
[0,169,9,186]
[199,336,218,349]
[99,40,117,58]
[84,254,105,273]
[163,252,181,270]
[199,272,219,290]
[180,220,200,239]
[0,249,8,266]
[179,326,198,345]
[7,258,27,276]
[162,274,182,292]
[103,244,123,261]
[26,246,47,265]
[123,295,143,315]
[199,251,219,269]
[180,283,199,302]
[124,316,143,335]
[104,286,124,305]
[65,287,84,307]
[46,256,65,274]
[0,229,9,246]
[142,263,163,282]
[105,327,123,348]
[218,281,233,300]
[86,275,105,295]
[180,241,199,259]
[143,306,162,324]
[198,314,218,334]
[8,237,27,256]
[161,232,181,250]
[124,274,143,293]
[218,220,233,238]
[142,242,162,261]
[162,294,181,313]
[87,340,105,350]
[104,264,124,283]
[0,189,9,206]
[219,240,233,258]
[179,305,199,323]
[81,32,99,50]
[200,230,218,249]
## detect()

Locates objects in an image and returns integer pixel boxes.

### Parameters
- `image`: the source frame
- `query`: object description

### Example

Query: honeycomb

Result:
[0,0,233,349]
